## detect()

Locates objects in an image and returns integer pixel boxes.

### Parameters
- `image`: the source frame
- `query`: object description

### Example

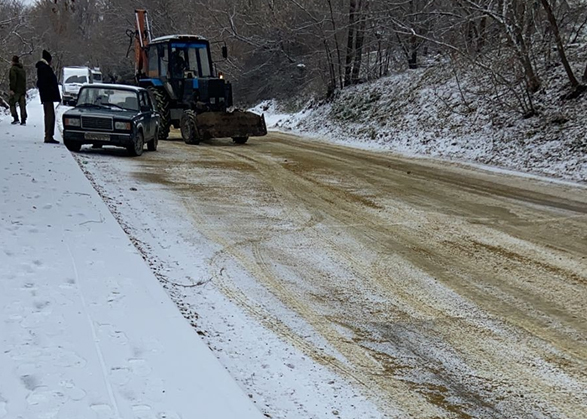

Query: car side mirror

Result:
[222,45,228,59]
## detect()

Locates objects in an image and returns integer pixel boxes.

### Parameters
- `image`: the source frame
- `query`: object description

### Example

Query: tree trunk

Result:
[540,0,580,88]
[508,26,541,92]
[408,36,418,69]
[520,51,541,93]
[323,38,337,97]
[326,0,344,89]
[351,0,367,84]
[477,17,487,52]
[344,0,357,86]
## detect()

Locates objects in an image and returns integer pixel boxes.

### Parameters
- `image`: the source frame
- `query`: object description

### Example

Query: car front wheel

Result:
[128,131,144,156]
[232,136,249,144]
[64,140,82,152]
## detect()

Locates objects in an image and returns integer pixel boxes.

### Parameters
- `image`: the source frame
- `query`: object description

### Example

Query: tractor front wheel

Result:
[181,110,200,145]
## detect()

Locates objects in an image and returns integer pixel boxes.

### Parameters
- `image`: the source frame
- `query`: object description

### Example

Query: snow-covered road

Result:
[0,101,264,418]
[72,130,587,419]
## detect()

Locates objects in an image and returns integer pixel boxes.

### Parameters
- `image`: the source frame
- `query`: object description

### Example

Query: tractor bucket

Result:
[196,110,267,140]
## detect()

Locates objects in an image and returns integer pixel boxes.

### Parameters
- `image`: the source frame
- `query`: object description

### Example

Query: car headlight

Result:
[64,117,81,127]
[115,121,132,131]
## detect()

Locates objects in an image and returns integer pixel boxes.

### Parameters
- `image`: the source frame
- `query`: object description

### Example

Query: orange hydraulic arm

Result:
[134,9,152,78]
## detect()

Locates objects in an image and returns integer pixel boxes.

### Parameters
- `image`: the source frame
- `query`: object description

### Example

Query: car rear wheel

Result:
[128,131,144,156]
[147,129,158,151]
[64,140,82,152]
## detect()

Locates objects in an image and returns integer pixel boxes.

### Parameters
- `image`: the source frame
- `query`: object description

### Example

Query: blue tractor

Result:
[133,9,267,144]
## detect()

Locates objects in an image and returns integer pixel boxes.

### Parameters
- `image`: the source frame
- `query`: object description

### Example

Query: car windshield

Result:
[64,75,88,84]
[76,88,139,111]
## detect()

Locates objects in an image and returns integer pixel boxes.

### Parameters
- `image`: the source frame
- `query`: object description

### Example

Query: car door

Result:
[138,91,152,139]
[143,91,157,138]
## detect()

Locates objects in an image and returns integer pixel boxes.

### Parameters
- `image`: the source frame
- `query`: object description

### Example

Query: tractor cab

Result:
[132,9,266,145]
[145,36,212,80]
[139,35,232,115]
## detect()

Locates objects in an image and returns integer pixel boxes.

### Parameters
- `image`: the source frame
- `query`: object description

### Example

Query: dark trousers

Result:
[9,93,27,123]
[43,102,56,140]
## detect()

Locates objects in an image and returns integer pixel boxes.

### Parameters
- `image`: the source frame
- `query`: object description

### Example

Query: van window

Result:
[92,73,102,82]
[65,75,88,84]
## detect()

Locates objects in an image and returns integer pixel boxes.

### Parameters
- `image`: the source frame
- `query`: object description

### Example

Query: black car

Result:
[62,84,160,156]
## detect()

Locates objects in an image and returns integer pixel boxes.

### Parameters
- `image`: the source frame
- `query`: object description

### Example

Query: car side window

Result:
[139,92,148,111]
[143,92,153,111]
[147,91,157,112]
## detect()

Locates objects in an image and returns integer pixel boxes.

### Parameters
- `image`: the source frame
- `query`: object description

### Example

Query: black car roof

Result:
[81,83,144,93]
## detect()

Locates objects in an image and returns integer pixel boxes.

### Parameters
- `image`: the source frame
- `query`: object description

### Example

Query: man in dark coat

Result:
[9,55,27,125]
[36,50,61,144]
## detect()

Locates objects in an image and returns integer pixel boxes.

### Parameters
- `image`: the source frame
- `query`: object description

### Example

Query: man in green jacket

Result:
[9,55,27,125]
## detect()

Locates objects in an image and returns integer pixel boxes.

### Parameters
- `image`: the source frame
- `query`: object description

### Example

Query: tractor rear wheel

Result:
[181,110,200,145]
[148,87,170,141]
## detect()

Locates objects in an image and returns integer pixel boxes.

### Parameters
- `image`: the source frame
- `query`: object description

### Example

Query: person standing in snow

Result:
[36,50,61,144]
[8,55,27,126]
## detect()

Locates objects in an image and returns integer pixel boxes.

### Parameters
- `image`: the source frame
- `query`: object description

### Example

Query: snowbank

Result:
[256,66,587,184]
[0,94,263,418]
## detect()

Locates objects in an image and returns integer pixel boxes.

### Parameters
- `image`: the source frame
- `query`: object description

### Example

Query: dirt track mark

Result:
[124,133,587,418]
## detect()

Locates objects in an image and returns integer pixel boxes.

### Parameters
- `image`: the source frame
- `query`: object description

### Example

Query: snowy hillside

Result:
[254,63,587,184]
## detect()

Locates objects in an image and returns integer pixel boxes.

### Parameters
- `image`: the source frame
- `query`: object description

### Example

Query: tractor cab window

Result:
[158,45,168,78]
[169,42,212,78]
[147,46,159,77]
[197,48,211,77]
[171,48,188,78]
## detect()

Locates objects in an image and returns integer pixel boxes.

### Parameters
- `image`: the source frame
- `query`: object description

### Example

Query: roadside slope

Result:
[256,63,587,183]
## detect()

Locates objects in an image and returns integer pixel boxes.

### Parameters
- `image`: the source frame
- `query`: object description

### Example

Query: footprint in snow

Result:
[109,366,131,386]
[20,374,39,391]
[60,380,86,401]
[132,405,155,419]
[129,359,151,377]
[97,324,129,346]
[90,404,114,419]
[59,278,76,290]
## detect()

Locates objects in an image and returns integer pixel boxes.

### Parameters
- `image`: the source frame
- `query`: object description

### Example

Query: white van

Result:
[61,66,92,106]
[91,68,103,83]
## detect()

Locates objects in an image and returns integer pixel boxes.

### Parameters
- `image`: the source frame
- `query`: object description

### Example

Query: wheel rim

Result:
[136,134,144,154]
[182,117,192,140]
